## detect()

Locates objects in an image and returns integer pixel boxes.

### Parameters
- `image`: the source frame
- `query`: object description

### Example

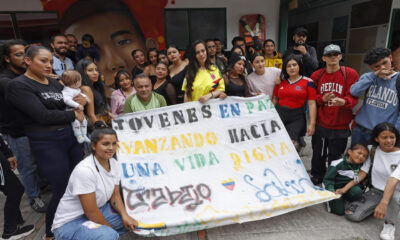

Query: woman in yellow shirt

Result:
[183,40,226,103]
[263,39,283,69]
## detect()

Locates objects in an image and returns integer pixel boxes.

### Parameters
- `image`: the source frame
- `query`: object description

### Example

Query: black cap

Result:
[294,27,308,36]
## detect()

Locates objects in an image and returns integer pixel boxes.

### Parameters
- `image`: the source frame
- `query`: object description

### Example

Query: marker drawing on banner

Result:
[113,95,338,237]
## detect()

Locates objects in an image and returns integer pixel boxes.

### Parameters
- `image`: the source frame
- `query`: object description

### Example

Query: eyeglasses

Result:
[325,53,340,57]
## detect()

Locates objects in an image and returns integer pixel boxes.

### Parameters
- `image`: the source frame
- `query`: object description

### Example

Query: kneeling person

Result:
[323,144,369,215]
[52,128,137,240]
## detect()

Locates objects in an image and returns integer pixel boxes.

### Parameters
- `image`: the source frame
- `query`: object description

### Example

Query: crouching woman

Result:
[52,127,137,240]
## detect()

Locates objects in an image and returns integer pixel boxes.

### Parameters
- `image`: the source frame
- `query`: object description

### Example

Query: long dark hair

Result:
[76,59,106,102]
[230,46,245,56]
[281,54,305,80]
[114,70,132,89]
[91,127,118,145]
[370,122,400,147]
[147,48,158,65]
[228,52,246,80]
[185,40,212,98]
[0,39,26,70]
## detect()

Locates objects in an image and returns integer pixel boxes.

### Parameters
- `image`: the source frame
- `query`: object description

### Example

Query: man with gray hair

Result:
[309,44,360,185]
[123,73,166,113]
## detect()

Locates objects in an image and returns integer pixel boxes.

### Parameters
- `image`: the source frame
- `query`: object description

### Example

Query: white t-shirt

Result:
[245,67,281,98]
[52,155,121,231]
[361,146,400,191]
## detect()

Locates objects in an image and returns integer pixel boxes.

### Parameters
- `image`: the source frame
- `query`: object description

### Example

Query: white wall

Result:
[165,0,280,49]
[393,0,400,8]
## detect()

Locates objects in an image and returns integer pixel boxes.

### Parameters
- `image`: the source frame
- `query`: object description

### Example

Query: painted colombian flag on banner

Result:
[112,95,338,237]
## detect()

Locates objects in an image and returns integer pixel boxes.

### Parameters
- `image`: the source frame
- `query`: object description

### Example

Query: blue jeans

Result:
[350,125,372,146]
[3,134,40,202]
[53,203,128,240]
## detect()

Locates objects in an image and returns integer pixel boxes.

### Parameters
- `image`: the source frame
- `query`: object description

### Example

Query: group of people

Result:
[0,24,400,240]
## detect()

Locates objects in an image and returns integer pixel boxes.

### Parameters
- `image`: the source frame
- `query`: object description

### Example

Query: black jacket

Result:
[0,68,24,137]
[283,44,318,77]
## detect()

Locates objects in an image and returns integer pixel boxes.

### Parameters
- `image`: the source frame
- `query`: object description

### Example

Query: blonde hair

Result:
[61,70,82,87]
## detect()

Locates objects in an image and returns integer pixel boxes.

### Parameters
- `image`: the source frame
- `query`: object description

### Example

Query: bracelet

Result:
[210,92,214,98]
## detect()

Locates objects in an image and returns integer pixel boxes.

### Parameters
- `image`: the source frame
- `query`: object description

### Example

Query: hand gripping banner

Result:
[112,95,337,237]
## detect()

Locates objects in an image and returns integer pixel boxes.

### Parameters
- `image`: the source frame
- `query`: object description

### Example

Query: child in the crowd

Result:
[60,70,90,143]
[75,34,100,63]
[323,144,369,215]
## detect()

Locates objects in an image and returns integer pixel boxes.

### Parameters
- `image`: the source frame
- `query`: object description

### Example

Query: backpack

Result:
[315,66,347,88]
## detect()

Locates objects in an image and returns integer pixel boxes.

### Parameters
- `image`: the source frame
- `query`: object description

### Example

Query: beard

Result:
[55,47,68,56]
[10,62,26,73]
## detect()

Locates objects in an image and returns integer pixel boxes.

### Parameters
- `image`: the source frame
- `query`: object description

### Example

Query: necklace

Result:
[93,155,113,201]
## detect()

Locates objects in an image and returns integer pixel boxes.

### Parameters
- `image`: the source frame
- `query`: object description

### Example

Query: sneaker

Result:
[30,197,47,213]
[2,225,35,239]
[42,234,55,240]
[380,223,395,240]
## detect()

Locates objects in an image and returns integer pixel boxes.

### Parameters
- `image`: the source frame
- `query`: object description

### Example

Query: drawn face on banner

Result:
[65,11,145,88]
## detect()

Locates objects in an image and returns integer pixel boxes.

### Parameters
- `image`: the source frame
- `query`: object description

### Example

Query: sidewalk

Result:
[0,136,397,240]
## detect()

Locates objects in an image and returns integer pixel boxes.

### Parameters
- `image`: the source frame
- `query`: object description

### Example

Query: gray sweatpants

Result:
[345,188,400,222]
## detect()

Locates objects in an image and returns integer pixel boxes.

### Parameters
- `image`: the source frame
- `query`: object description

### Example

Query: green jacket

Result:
[323,157,362,192]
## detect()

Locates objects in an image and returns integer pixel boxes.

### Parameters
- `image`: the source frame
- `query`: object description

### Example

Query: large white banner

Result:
[112,95,337,237]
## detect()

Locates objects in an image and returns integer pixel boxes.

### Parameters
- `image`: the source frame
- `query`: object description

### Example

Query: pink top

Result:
[245,67,281,99]
[110,88,136,115]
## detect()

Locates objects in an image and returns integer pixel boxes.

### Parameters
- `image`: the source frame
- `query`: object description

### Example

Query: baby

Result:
[60,70,90,143]
[323,143,369,215]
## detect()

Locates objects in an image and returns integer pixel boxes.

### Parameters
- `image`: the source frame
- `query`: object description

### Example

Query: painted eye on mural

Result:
[116,38,132,46]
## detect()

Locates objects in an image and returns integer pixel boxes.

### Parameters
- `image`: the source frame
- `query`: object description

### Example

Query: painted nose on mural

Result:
[100,45,126,73]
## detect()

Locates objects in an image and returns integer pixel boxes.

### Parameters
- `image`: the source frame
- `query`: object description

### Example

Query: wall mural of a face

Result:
[65,11,145,89]
[43,0,167,94]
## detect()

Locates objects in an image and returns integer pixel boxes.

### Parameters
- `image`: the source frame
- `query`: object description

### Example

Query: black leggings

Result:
[0,157,24,233]
[27,126,83,237]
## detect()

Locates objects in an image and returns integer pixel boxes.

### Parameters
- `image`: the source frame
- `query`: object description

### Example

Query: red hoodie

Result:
[310,66,359,130]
